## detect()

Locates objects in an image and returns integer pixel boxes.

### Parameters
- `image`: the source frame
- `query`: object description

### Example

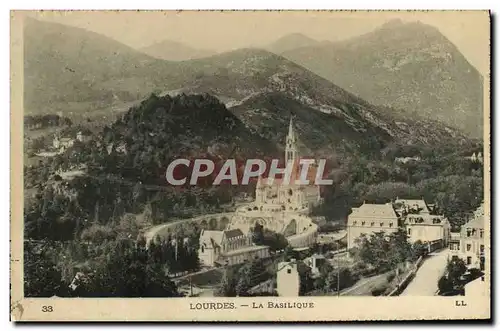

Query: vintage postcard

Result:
[10,10,491,322]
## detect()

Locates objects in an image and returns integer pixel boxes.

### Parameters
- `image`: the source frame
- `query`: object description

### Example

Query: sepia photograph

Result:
[10,9,490,321]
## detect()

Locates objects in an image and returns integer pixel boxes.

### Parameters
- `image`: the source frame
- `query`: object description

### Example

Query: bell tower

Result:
[285,116,298,165]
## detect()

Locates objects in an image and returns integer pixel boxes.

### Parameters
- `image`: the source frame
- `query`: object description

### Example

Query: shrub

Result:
[371,285,388,296]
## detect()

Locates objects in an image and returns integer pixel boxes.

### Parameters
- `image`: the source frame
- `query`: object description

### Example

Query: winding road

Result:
[400,249,449,296]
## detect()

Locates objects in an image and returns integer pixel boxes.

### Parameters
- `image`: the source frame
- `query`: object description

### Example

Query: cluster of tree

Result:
[315,222,345,233]
[437,256,484,296]
[437,256,468,296]
[251,223,289,252]
[216,258,270,297]
[146,234,200,275]
[24,114,72,130]
[24,93,281,243]
[24,239,180,297]
[309,264,359,295]
[24,169,234,241]
[350,229,415,275]
[98,93,274,184]
[24,241,66,297]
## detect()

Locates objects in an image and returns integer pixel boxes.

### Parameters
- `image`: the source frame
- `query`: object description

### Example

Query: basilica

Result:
[255,117,322,213]
[197,117,322,267]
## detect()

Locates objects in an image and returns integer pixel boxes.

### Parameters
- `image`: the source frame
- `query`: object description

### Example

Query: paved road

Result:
[340,272,391,296]
[401,249,449,296]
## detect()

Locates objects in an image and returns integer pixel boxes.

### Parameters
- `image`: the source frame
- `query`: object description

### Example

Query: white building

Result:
[276,260,300,297]
[459,203,485,269]
[303,254,326,276]
[394,156,421,164]
[347,202,400,250]
[404,213,451,247]
[76,131,92,143]
[53,135,74,150]
[198,229,269,266]
[466,152,484,164]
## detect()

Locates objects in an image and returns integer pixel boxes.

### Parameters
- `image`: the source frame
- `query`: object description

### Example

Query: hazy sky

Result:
[27,10,490,75]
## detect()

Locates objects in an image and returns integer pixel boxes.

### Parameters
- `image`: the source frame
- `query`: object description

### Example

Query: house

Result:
[53,135,74,150]
[76,130,92,143]
[467,152,484,164]
[459,203,485,270]
[303,254,326,276]
[394,198,431,216]
[347,202,400,250]
[276,260,300,297]
[198,229,269,266]
[106,142,127,155]
[69,271,93,292]
[116,142,127,154]
[404,213,451,248]
[394,156,421,164]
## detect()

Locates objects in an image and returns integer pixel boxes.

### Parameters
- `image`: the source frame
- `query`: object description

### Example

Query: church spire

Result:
[285,116,298,165]
[288,116,295,140]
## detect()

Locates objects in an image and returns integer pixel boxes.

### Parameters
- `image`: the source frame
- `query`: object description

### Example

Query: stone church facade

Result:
[255,117,322,212]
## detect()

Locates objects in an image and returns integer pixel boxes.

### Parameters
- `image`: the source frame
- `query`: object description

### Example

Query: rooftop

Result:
[462,202,485,230]
[219,245,268,257]
[394,198,430,213]
[200,228,246,248]
[224,228,244,239]
[405,213,448,226]
[349,202,398,220]
[200,230,225,248]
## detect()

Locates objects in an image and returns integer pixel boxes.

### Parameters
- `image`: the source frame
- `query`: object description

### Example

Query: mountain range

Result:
[139,40,214,61]
[24,18,189,115]
[24,18,474,160]
[279,19,484,138]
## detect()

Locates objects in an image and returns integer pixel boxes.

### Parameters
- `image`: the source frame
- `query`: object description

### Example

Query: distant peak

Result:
[286,32,313,38]
[381,18,405,28]
[377,19,439,34]
[266,33,319,53]
[278,32,317,42]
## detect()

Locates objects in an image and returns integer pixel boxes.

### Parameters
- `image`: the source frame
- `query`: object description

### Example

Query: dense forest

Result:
[24,238,188,297]
[313,141,484,230]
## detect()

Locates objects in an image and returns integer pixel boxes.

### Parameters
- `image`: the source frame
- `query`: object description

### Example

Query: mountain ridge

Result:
[264,33,323,54]
[281,20,484,137]
[139,39,215,61]
[24,18,473,157]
